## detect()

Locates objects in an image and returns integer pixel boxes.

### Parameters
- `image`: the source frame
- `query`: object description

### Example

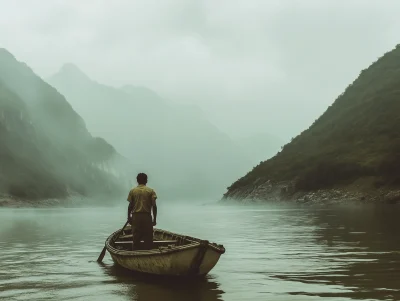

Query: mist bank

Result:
[49,64,283,201]
[0,194,94,208]
[0,48,282,206]
[0,49,133,206]
[223,44,400,205]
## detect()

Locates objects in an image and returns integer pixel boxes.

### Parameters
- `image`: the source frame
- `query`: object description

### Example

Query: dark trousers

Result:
[131,213,153,250]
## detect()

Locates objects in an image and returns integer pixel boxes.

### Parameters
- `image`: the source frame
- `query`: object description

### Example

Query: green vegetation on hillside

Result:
[0,49,128,201]
[226,44,400,195]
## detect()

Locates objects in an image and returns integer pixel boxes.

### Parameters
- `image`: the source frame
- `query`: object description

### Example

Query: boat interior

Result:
[113,226,194,251]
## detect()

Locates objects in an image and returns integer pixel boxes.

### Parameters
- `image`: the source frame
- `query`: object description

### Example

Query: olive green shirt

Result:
[127,185,157,213]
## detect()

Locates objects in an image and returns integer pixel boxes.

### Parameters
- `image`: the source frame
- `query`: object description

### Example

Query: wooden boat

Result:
[105,225,226,277]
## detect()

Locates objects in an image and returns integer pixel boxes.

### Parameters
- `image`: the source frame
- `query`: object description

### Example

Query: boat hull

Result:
[105,228,225,277]
[109,246,222,276]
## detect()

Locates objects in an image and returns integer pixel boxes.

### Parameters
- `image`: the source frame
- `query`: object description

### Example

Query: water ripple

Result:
[1,205,400,300]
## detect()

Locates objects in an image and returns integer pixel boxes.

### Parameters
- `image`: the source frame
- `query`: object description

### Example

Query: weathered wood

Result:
[118,234,134,239]
[115,240,178,245]
[105,228,225,277]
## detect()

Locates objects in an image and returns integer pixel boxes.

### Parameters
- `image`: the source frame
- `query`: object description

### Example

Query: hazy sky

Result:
[1,0,400,140]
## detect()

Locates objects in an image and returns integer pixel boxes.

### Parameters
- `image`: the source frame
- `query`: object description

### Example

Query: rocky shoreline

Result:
[221,180,400,205]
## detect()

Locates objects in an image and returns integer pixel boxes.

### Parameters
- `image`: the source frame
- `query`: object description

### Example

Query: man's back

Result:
[127,184,157,213]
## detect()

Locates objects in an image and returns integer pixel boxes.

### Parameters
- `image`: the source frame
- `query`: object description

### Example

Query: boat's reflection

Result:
[102,263,225,301]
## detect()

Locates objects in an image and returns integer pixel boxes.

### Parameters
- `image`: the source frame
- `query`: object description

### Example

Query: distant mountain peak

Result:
[57,63,91,82]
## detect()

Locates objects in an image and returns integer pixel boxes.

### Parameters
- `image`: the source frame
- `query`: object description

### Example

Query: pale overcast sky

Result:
[1,0,400,139]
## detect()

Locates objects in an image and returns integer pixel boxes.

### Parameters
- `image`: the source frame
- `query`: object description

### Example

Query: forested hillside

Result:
[224,44,400,201]
[0,49,130,203]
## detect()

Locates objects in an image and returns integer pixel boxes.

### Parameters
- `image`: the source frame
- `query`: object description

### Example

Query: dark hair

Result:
[137,173,148,185]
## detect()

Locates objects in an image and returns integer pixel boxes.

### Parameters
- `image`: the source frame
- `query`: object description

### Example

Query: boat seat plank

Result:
[115,240,178,245]
[119,234,177,240]
[119,234,133,239]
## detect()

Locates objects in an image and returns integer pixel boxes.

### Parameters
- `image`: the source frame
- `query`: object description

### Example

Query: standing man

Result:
[127,173,158,250]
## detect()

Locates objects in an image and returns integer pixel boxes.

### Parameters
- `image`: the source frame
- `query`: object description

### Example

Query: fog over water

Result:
[1,204,400,301]
[1,1,400,300]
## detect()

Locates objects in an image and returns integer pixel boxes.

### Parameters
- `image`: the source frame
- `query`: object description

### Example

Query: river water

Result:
[0,203,399,301]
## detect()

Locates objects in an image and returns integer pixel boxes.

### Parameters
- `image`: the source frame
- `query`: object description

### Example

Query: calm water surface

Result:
[0,203,399,301]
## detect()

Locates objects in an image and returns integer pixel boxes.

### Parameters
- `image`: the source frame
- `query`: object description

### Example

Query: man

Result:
[127,173,157,250]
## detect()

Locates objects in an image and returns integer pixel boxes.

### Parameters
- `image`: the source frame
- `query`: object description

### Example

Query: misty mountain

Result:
[233,133,284,168]
[120,85,163,104]
[49,64,261,200]
[0,49,130,203]
[224,44,400,200]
